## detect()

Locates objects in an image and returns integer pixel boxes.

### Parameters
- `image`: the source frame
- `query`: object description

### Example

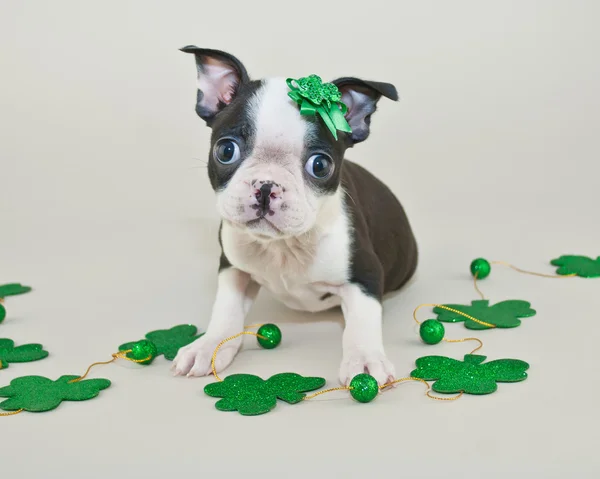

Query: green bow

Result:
[286,75,352,140]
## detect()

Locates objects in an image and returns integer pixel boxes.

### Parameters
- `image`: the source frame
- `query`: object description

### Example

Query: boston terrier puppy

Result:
[172,47,418,385]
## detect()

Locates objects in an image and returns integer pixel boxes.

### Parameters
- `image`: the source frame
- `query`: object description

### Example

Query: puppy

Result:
[172,47,418,385]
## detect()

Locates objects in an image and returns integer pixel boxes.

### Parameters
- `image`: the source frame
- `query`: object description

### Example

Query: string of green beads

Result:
[419,319,445,345]
[127,340,158,365]
[349,374,379,403]
[470,258,491,279]
[256,324,282,349]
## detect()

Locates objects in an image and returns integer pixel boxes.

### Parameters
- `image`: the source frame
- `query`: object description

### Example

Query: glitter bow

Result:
[286,75,352,140]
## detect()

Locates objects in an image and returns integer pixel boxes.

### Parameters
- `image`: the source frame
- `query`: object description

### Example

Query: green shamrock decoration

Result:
[0,375,111,412]
[119,324,204,361]
[410,354,529,395]
[0,283,32,298]
[0,339,48,369]
[433,299,536,330]
[287,75,352,140]
[550,255,600,278]
[0,283,32,323]
[204,373,327,416]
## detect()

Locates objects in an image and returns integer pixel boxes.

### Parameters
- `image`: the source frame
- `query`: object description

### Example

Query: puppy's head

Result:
[181,46,398,240]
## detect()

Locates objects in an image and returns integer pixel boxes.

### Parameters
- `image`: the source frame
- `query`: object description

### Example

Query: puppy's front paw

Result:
[171,335,242,378]
[339,348,396,386]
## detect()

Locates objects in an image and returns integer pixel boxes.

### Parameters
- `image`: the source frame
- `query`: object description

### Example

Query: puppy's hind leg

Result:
[172,268,260,377]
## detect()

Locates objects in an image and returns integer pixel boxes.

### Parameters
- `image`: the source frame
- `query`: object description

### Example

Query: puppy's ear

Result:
[331,78,398,144]
[180,46,250,125]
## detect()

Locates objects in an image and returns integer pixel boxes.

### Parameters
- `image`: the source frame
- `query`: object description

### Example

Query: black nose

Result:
[255,183,273,215]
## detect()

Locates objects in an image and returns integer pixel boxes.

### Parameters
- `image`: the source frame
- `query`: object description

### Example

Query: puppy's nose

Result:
[256,183,273,211]
[252,180,283,217]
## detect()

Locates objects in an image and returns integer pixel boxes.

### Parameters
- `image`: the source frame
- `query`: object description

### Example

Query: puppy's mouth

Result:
[245,217,282,235]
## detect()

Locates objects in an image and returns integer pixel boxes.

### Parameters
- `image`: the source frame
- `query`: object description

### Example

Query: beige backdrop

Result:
[1,1,599,477]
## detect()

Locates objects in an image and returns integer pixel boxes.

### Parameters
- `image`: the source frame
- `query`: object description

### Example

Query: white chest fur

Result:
[220,201,351,312]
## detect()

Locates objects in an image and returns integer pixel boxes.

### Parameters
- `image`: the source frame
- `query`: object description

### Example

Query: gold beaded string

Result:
[491,260,578,278]
[474,261,577,299]
[303,376,463,402]
[413,303,491,354]
[68,350,152,384]
[473,271,486,300]
[210,329,268,382]
[303,386,351,400]
[0,408,23,416]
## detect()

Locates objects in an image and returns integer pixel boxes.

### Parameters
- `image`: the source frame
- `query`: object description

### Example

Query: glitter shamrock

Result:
[410,354,529,395]
[287,75,351,140]
[0,283,32,323]
[119,324,204,361]
[0,283,32,298]
[204,372,326,416]
[433,299,536,330]
[550,255,600,278]
[0,375,111,412]
[0,339,48,370]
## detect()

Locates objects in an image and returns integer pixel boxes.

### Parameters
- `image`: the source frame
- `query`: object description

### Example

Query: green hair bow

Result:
[286,75,352,140]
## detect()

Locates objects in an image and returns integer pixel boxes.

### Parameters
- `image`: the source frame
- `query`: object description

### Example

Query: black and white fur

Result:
[172,47,418,385]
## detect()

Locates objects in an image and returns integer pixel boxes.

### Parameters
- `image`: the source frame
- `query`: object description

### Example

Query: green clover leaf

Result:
[0,283,32,298]
[119,324,203,361]
[550,255,600,278]
[0,375,111,412]
[204,372,326,416]
[433,299,536,329]
[410,354,529,395]
[0,304,5,324]
[0,338,49,369]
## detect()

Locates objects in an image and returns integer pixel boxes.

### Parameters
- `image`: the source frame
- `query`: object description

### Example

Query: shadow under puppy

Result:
[172,47,418,385]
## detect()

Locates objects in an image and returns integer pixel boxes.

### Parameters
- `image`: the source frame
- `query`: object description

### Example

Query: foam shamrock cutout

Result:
[0,283,32,298]
[550,255,600,278]
[119,324,203,361]
[0,375,111,412]
[433,299,536,330]
[0,283,32,323]
[410,354,529,395]
[204,373,327,416]
[0,339,48,369]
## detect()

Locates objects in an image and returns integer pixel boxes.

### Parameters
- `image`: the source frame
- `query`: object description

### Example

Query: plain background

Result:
[1,1,599,477]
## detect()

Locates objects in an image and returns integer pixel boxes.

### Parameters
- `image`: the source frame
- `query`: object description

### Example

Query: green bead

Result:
[0,304,5,323]
[420,319,445,345]
[349,374,379,403]
[127,340,158,365]
[470,258,491,279]
[256,324,282,350]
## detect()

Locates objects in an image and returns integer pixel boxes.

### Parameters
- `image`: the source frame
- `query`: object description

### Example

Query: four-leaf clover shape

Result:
[0,375,111,412]
[204,373,326,415]
[410,354,529,394]
[551,255,600,278]
[0,338,48,369]
[434,299,536,329]
[119,324,203,361]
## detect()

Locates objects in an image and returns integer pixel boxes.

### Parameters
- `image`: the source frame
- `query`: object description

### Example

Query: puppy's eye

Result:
[214,139,241,165]
[305,154,333,179]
